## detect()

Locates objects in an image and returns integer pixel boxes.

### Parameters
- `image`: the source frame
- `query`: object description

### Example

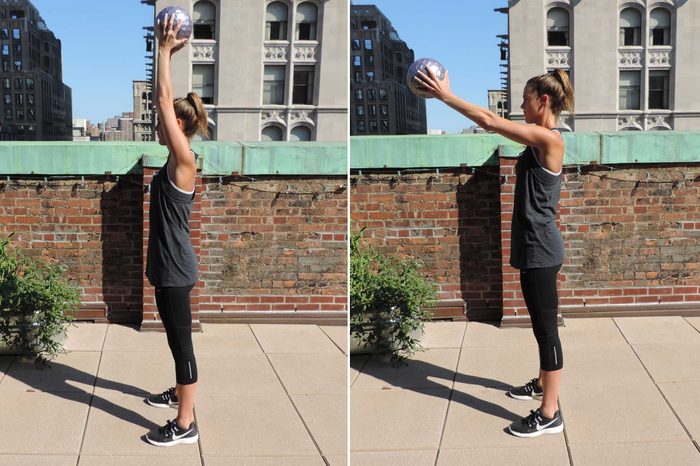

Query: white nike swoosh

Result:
[172,429,193,439]
[536,418,558,431]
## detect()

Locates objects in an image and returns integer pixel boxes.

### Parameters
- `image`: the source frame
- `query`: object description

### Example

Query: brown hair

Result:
[173,92,208,139]
[525,69,574,115]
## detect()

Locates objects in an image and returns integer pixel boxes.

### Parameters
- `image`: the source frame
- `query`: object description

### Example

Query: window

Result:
[354,72,361,83]
[1,45,8,56]
[356,105,364,116]
[192,64,214,104]
[3,109,11,120]
[619,71,640,110]
[193,1,216,40]
[0,29,8,40]
[1,61,8,72]
[261,125,283,141]
[27,93,34,105]
[368,104,376,116]
[266,2,288,41]
[26,78,33,90]
[355,89,363,100]
[381,120,390,131]
[15,93,23,105]
[650,8,671,46]
[361,21,376,30]
[292,65,314,105]
[27,109,35,121]
[367,88,375,100]
[3,94,10,105]
[396,52,402,63]
[379,88,387,100]
[620,8,642,46]
[351,39,360,50]
[263,65,285,104]
[12,29,19,40]
[366,71,374,82]
[365,55,374,67]
[369,120,378,132]
[353,55,361,67]
[290,125,311,141]
[364,39,373,50]
[547,8,569,46]
[15,109,23,120]
[380,104,388,116]
[357,120,366,132]
[296,2,318,41]
[649,70,670,109]
[13,60,20,71]
[3,78,10,89]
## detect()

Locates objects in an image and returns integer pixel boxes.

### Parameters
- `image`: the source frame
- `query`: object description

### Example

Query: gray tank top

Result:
[146,157,198,287]
[509,135,565,270]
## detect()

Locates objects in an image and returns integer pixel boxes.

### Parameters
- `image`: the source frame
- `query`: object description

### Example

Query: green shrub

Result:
[0,233,78,365]
[350,228,437,365]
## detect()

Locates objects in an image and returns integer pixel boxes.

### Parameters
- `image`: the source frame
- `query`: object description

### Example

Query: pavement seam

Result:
[250,323,330,464]
[0,354,17,386]
[682,316,700,334]
[319,325,346,355]
[612,318,697,444]
[433,320,469,466]
[76,322,108,465]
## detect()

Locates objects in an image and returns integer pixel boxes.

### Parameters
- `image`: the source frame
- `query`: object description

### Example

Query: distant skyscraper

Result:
[144,0,347,142]
[0,0,72,140]
[350,4,427,136]
[133,80,153,141]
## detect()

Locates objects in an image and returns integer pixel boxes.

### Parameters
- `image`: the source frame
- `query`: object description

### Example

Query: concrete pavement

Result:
[350,316,700,466]
[0,323,348,466]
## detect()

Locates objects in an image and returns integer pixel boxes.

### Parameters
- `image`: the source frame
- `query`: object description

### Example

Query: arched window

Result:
[547,8,569,46]
[193,1,216,40]
[620,8,642,46]
[649,8,671,46]
[290,125,311,141]
[296,2,318,41]
[266,2,288,41]
[261,125,284,141]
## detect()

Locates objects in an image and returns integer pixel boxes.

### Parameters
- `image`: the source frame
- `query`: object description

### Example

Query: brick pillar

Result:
[140,160,203,332]
[499,154,529,327]
[499,151,564,328]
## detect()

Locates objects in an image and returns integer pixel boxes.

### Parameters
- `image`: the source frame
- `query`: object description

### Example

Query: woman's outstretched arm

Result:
[156,13,196,191]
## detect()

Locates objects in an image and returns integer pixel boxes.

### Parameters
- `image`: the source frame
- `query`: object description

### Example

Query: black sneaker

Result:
[146,419,198,446]
[508,378,543,400]
[146,387,178,408]
[508,408,563,438]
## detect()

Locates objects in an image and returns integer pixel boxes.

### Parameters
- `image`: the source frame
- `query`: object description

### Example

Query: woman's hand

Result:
[157,12,188,55]
[414,68,453,102]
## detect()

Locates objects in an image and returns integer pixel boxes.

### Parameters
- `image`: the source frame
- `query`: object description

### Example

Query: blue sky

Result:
[29,0,153,124]
[356,0,508,133]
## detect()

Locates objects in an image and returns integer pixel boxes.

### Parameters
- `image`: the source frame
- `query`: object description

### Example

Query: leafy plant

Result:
[0,233,78,365]
[350,228,437,365]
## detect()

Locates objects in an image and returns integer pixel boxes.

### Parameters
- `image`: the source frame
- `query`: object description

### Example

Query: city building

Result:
[0,0,72,140]
[133,80,153,141]
[505,0,700,131]
[99,112,134,141]
[350,4,426,136]
[488,89,508,119]
[143,0,347,142]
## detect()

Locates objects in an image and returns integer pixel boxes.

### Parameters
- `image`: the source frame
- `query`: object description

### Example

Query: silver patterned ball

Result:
[155,6,193,40]
[407,58,447,99]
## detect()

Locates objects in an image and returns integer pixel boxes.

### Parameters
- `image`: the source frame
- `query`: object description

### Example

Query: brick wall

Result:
[352,162,700,323]
[350,169,503,320]
[198,176,348,317]
[0,176,143,320]
[0,173,348,326]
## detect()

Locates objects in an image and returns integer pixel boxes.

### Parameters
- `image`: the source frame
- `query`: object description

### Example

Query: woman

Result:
[144,13,208,447]
[415,67,573,438]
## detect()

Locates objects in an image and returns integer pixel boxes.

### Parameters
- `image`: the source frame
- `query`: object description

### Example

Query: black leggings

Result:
[520,265,563,371]
[155,284,198,385]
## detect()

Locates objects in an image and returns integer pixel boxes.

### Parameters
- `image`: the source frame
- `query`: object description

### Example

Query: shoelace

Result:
[161,387,176,401]
[522,409,544,427]
[525,378,538,393]
[159,419,179,437]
